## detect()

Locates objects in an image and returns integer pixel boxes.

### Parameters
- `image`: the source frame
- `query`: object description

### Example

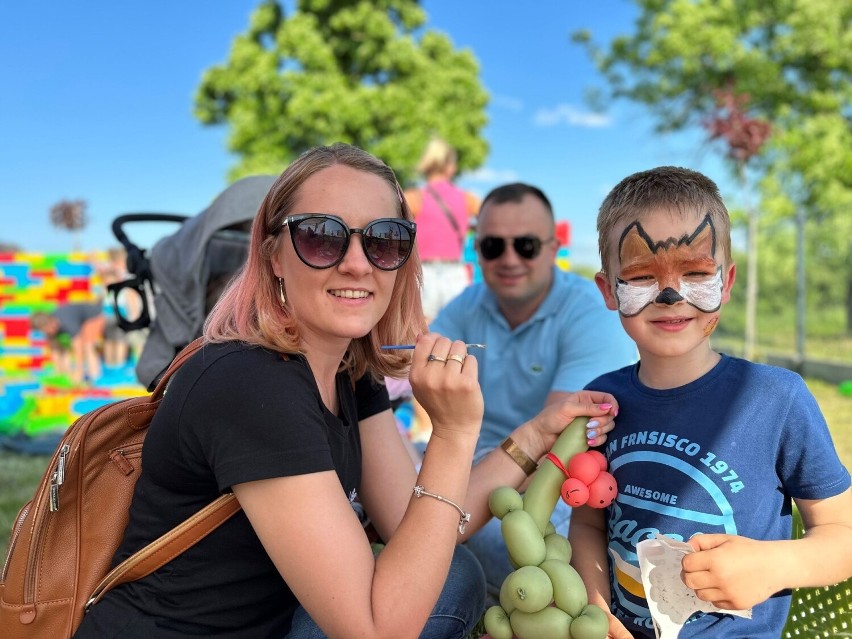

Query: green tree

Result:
[194,0,488,185]
[574,0,852,332]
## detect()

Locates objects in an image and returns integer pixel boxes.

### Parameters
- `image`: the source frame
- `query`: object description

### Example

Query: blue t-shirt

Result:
[587,355,850,637]
[431,268,637,457]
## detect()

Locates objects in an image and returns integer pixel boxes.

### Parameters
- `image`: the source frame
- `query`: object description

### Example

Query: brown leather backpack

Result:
[0,338,241,639]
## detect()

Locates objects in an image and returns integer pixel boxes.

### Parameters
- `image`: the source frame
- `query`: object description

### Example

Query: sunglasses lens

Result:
[479,236,506,260]
[292,217,348,267]
[363,220,414,270]
[514,236,542,260]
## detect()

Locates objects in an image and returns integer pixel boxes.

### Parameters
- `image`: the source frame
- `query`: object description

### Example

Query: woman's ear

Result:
[271,253,284,279]
[721,263,736,304]
[594,272,619,311]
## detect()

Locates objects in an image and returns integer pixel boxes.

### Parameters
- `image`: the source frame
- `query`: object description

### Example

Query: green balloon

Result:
[570,604,609,639]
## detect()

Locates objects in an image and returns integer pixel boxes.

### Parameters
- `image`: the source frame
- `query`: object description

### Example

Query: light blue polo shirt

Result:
[431,268,637,458]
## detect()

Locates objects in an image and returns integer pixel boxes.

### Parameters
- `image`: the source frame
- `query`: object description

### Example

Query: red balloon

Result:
[568,452,600,485]
[560,478,590,507]
[586,449,608,471]
[587,471,617,508]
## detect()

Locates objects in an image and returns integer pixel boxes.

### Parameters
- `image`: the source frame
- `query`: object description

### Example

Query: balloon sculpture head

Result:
[547,450,617,510]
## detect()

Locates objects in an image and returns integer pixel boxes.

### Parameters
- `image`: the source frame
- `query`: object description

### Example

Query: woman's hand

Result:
[519,390,618,460]
[408,333,483,444]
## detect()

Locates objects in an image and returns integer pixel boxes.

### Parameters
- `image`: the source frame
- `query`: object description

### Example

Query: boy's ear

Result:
[594,271,619,311]
[721,263,736,304]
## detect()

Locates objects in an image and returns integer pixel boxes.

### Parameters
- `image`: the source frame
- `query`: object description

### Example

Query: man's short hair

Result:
[480,183,554,219]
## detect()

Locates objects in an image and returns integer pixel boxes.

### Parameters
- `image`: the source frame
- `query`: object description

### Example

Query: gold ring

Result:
[427,354,447,363]
[447,354,466,364]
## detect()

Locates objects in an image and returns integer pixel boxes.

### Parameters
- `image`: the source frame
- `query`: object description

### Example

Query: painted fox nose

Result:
[655,287,684,305]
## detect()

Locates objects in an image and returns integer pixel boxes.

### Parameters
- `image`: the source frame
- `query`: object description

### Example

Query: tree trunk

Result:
[846,277,852,335]
[795,205,805,368]
[742,164,758,361]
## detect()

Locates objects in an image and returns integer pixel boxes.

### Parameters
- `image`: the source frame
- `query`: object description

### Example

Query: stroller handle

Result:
[110,213,189,333]
[112,213,188,251]
[112,213,188,281]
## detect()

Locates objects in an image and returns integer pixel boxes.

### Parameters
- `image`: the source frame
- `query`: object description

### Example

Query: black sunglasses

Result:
[477,235,553,261]
[281,214,416,271]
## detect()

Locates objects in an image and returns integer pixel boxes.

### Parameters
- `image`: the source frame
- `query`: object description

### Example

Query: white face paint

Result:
[615,268,723,317]
[615,280,659,317]
[679,269,723,313]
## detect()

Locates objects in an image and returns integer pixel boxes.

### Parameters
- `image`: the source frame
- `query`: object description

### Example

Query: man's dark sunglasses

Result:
[281,214,416,271]
[477,235,553,261]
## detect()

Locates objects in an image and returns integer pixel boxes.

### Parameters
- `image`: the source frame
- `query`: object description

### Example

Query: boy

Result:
[568,166,852,637]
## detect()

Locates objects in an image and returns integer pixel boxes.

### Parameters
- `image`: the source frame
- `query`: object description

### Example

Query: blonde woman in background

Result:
[404,138,480,321]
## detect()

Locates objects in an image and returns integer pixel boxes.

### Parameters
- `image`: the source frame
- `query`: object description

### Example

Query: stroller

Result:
[108,175,277,390]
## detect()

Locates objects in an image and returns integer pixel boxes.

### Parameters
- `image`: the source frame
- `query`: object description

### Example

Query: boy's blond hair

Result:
[597,166,732,275]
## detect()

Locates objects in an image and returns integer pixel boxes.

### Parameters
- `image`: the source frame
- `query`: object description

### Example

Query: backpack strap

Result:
[150,336,205,400]
[85,493,241,611]
[85,337,244,611]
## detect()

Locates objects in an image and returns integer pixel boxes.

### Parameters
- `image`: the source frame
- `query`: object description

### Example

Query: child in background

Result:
[96,247,132,368]
[569,166,852,637]
[31,303,105,385]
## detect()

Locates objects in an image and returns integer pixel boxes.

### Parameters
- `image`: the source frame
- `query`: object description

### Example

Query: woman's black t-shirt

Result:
[74,341,390,638]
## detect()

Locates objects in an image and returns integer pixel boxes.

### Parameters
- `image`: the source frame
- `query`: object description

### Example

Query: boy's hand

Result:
[605,614,633,639]
[681,534,779,610]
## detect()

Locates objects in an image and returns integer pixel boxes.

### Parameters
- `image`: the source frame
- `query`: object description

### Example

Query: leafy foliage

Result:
[194,0,489,185]
[574,0,852,332]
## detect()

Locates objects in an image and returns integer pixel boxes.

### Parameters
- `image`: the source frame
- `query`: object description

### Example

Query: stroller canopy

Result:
[136,175,276,388]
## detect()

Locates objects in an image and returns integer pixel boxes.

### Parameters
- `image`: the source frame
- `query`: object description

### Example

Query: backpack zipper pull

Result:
[49,444,71,512]
[56,444,70,485]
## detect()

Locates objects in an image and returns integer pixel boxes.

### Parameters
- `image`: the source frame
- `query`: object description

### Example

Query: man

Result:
[430,182,637,601]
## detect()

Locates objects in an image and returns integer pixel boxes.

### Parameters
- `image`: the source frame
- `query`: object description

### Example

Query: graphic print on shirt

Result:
[603,428,743,630]
[615,214,723,317]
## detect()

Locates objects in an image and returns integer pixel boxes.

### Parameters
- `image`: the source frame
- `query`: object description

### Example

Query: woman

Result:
[404,138,480,321]
[75,143,617,638]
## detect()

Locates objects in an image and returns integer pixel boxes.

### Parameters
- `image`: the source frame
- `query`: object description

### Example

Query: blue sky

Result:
[1,1,729,269]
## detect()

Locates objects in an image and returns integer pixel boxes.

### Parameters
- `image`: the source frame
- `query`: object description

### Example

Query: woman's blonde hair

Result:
[416,138,457,178]
[204,143,426,381]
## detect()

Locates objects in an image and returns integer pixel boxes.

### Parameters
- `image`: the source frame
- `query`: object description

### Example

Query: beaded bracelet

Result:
[413,485,471,535]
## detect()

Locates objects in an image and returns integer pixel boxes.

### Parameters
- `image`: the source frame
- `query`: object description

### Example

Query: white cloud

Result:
[533,104,611,128]
[463,167,519,184]
[490,92,524,112]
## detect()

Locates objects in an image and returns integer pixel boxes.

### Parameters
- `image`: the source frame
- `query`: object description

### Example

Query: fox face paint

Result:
[614,215,723,317]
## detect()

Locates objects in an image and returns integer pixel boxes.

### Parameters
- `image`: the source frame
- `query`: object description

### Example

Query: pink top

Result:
[415,179,472,261]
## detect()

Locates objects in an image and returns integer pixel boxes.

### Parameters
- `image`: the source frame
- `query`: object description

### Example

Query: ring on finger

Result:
[446,354,466,364]
[427,354,447,363]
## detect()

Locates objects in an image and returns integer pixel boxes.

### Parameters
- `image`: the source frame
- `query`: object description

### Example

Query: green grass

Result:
[713,304,852,363]
[0,449,50,559]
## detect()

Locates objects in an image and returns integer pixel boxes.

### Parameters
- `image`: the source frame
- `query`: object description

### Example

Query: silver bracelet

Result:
[413,485,471,535]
